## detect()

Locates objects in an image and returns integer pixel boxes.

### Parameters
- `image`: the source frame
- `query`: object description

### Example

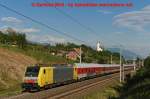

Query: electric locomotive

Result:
[22,63,134,91]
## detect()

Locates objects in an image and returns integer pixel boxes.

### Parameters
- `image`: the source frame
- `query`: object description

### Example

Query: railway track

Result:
[48,75,119,99]
[4,70,132,99]
[46,70,131,99]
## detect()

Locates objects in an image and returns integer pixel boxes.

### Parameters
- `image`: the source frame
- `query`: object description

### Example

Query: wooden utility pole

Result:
[111,54,112,64]
[120,47,122,82]
[74,47,82,63]
[133,58,136,71]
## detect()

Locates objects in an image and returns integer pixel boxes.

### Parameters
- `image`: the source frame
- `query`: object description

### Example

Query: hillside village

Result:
[0,28,122,96]
[0,28,145,98]
[0,28,121,64]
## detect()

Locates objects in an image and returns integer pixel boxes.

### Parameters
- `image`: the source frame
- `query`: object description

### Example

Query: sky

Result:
[0,0,150,57]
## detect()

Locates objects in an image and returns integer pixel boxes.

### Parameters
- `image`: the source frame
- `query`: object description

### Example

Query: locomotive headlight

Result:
[24,77,37,83]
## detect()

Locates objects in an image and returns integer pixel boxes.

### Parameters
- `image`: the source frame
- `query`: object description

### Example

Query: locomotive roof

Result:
[74,63,120,68]
[28,64,73,68]
[28,63,133,68]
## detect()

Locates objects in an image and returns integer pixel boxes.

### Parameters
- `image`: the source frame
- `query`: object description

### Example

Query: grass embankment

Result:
[0,83,21,97]
[111,67,150,99]
[0,70,21,96]
[0,44,68,63]
[0,44,69,97]
[80,80,120,99]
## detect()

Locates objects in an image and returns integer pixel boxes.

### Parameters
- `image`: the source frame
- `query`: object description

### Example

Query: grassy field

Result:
[0,67,22,97]
[0,44,71,97]
[80,80,120,99]
[0,84,21,97]
[0,44,69,64]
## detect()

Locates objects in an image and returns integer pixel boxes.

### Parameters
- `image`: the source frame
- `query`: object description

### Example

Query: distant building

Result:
[51,50,67,57]
[56,53,63,57]
[66,51,78,61]
[51,52,55,56]
[73,48,81,54]
[97,41,103,52]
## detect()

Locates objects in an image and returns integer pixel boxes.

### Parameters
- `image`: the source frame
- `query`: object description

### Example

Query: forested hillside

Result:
[0,28,121,96]
[110,56,150,99]
[0,28,121,64]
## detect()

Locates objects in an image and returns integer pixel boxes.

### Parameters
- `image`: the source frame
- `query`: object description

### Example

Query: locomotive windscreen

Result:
[25,67,40,77]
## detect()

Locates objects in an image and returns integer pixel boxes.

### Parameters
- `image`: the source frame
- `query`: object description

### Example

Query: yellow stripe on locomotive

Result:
[38,66,54,87]
[22,65,75,91]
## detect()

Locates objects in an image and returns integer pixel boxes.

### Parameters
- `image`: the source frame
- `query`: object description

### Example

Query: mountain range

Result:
[107,48,141,60]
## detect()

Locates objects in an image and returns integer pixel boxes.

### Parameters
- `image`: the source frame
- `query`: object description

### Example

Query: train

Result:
[22,63,134,91]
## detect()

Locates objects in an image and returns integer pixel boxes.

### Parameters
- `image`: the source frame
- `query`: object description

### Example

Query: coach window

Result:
[44,69,46,74]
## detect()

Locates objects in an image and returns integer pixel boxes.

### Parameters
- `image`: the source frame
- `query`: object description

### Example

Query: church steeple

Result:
[97,41,103,52]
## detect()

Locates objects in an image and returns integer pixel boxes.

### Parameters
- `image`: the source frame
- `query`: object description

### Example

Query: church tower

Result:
[97,41,103,52]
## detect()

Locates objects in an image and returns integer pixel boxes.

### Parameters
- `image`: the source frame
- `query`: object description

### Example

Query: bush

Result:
[111,56,150,99]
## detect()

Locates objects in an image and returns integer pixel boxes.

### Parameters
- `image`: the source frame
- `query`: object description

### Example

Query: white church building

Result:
[96,41,103,52]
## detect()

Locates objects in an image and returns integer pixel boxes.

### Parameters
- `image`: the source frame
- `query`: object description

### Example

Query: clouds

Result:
[0,26,66,43]
[97,10,112,14]
[112,5,150,57]
[0,16,68,44]
[1,17,22,24]
[0,16,40,33]
[0,16,65,43]
[113,5,150,32]
[0,26,40,33]
[14,28,40,33]
[27,34,66,44]
[114,32,124,35]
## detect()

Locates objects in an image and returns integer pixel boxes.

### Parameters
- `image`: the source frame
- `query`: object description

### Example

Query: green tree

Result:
[16,33,27,49]
[144,56,150,69]
[111,56,150,99]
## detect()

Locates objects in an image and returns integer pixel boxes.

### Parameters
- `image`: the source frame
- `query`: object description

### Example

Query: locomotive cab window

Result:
[25,67,40,77]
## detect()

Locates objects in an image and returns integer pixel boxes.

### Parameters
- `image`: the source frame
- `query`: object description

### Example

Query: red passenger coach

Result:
[74,63,120,79]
